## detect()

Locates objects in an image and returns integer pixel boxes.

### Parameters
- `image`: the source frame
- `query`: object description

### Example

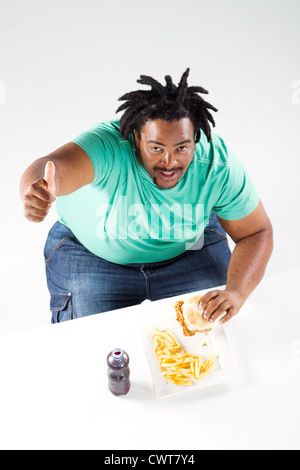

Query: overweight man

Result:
[20,68,273,324]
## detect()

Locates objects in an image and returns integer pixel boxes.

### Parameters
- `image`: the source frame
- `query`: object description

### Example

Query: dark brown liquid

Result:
[108,379,131,397]
[107,349,130,396]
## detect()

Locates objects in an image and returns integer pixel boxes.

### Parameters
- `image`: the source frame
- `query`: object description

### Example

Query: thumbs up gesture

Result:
[23,161,57,223]
[43,161,57,197]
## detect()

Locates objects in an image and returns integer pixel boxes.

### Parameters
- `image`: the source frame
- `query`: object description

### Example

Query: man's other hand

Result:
[23,161,57,223]
[199,289,246,324]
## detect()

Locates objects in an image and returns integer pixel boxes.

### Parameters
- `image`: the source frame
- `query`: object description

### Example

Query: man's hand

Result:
[198,201,273,325]
[23,161,57,223]
[199,290,246,325]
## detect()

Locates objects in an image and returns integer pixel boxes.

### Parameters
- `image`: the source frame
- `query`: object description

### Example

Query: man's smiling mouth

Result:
[159,171,177,180]
[157,170,178,181]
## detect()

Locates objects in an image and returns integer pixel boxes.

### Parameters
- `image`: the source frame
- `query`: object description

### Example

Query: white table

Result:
[0,269,299,450]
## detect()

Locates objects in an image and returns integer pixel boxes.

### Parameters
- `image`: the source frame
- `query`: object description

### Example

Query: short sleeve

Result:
[212,143,260,220]
[70,124,119,186]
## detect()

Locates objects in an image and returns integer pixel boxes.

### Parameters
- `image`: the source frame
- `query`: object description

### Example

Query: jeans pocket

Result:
[204,228,228,242]
[50,292,73,323]
[44,235,73,266]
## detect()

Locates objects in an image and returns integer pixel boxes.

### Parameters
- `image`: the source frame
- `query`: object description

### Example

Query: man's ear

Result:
[133,129,139,146]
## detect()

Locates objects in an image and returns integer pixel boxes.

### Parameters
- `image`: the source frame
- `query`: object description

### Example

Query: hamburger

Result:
[174,295,212,336]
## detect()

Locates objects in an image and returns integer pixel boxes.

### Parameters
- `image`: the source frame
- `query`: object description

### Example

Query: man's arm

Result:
[200,200,273,324]
[20,142,94,222]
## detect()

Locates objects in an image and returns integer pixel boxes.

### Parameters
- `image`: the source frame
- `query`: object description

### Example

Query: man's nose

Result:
[161,153,177,169]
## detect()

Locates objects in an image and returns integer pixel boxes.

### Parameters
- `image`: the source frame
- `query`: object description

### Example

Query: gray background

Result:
[0,0,299,334]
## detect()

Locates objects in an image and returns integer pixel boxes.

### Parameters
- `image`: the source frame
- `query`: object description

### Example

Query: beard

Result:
[153,176,180,189]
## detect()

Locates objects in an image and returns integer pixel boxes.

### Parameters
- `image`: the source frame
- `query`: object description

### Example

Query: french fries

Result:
[151,329,215,386]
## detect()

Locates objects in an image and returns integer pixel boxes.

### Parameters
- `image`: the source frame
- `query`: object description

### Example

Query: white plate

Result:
[137,315,241,399]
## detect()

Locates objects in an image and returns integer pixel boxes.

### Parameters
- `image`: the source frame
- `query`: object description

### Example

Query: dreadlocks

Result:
[116,68,218,143]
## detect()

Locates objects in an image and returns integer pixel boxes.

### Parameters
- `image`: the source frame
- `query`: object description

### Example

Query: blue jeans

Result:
[44,212,231,323]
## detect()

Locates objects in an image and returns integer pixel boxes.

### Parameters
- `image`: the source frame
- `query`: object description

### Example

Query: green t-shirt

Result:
[56,118,259,264]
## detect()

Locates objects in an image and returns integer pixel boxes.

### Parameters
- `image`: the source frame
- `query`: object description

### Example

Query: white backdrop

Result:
[0,0,299,335]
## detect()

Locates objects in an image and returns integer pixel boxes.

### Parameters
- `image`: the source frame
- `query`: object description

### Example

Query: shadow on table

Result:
[125,379,242,403]
[124,381,154,401]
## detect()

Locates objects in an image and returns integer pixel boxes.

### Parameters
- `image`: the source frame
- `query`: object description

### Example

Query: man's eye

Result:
[151,147,162,152]
[178,146,188,151]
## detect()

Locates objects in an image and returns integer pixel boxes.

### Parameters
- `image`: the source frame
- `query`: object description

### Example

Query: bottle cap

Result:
[112,348,124,360]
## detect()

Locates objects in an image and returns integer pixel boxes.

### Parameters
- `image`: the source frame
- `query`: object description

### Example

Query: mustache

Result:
[154,167,183,172]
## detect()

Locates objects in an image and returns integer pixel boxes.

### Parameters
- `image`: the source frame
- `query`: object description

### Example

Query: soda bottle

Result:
[107,348,131,396]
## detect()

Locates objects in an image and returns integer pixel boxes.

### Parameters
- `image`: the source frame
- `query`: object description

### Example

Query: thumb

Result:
[43,161,56,195]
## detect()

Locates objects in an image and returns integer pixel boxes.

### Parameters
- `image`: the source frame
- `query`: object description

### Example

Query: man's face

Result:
[133,118,196,189]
